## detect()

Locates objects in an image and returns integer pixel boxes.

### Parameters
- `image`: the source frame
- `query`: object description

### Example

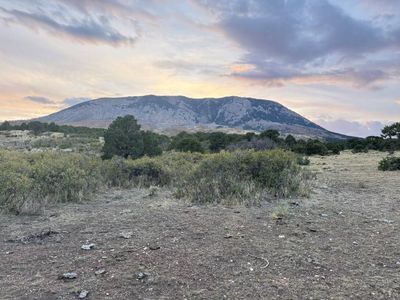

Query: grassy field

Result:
[0,151,399,299]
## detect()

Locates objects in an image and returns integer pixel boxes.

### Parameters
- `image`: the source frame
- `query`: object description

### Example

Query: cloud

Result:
[0,5,137,46]
[196,0,400,87]
[63,97,90,107]
[316,118,388,137]
[24,96,55,104]
[229,62,390,87]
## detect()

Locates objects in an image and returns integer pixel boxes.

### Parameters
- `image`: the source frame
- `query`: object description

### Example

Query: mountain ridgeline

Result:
[37,95,347,139]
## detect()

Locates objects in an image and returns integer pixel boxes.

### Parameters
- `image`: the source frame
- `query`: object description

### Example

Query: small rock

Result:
[59,272,77,280]
[278,235,285,239]
[5,251,14,255]
[320,213,328,217]
[149,244,160,250]
[233,210,241,214]
[119,232,133,239]
[136,272,150,280]
[95,269,106,275]
[224,234,233,239]
[81,243,95,250]
[78,290,89,299]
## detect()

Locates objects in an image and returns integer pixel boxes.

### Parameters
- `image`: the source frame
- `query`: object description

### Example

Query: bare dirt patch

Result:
[1,151,399,299]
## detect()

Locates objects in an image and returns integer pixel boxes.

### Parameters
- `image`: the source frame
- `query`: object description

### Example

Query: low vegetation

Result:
[378,156,400,171]
[0,148,310,214]
[1,116,398,214]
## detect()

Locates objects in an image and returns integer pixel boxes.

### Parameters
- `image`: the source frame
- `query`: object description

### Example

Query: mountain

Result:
[36,95,347,139]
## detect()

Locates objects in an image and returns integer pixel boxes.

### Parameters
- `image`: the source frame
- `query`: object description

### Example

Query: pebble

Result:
[149,244,160,250]
[78,290,89,299]
[81,243,95,250]
[278,235,285,239]
[59,272,77,280]
[95,269,106,275]
[119,232,133,239]
[320,213,328,217]
[136,272,150,280]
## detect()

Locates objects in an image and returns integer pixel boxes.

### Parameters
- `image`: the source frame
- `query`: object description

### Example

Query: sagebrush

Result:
[0,149,311,214]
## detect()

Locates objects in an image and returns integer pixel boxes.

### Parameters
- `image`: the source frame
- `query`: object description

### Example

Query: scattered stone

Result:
[149,244,160,250]
[119,232,133,239]
[373,218,394,224]
[95,269,106,276]
[278,235,285,239]
[78,290,89,299]
[308,228,318,232]
[224,234,233,239]
[136,272,150,280]
[59,272,77,280]
[290,201,300,206]
[81,243,95,250]
[5,251,14,255]
[233,210,241,214]
[320,213,328,217]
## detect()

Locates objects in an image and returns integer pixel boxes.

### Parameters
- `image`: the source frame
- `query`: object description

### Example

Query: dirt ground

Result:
[1,151,399,299]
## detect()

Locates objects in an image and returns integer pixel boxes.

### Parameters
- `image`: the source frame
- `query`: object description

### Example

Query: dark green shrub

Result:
[297,156,310,165]
[173,136,204,153]
[180,150,308,205]
[260,129,280,142]
[378,157,400,171]
[352,144,368,153]
[305,140,328,156]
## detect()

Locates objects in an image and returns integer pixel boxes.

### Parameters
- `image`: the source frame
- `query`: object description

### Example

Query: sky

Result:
[0,0,399,137]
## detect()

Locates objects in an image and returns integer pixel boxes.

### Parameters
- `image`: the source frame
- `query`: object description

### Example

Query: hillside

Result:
[36,95,347,139]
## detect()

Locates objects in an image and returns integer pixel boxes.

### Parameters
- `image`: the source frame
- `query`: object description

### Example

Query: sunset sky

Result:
[0,0,399,136]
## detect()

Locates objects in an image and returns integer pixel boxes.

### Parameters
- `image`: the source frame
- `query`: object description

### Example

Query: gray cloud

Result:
[24,96,55,104]
[196,0,400,87]
[0,4,137,46]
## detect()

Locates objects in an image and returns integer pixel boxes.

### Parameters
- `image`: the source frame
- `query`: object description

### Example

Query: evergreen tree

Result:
[102,115,144,159]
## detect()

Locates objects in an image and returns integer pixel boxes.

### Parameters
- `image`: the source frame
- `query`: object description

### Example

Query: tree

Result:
[305,140,328,156]
[28,121,45,135]
[102,115,144,159]
[174,136,204,153]
[381,122,400,140]
[208,132,229,152]
[260,129,280,141]
[0,121,11,131]
[285,134,296,147]
[142,131,162,157]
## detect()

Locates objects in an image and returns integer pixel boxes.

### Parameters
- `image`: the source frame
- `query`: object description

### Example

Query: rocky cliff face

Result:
[36,95,346,139]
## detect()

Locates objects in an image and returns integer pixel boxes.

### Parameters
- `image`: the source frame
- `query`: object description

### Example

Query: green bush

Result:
[179,150,307,205]
[378,156,400,171]
[352,144,368,153]
[297,156,310,165]
[0,148,312,213]
[0,150,102,214]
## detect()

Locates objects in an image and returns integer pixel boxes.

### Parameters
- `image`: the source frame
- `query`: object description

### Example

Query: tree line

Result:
[1,117,399,158]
